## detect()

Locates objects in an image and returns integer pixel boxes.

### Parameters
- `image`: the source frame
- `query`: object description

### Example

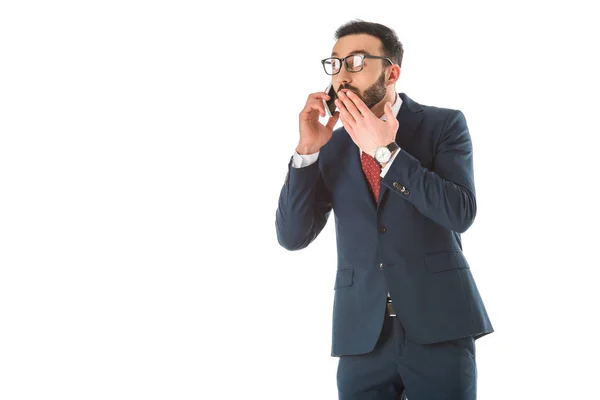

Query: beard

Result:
[339,70,387,109]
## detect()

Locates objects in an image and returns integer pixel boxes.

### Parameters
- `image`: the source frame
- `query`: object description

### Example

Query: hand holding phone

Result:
[297,87,341,154]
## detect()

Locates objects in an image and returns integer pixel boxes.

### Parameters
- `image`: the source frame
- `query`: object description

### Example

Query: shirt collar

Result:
[380,93,402,121]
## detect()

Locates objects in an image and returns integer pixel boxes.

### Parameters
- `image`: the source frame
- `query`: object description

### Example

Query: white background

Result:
[1,1,599,399]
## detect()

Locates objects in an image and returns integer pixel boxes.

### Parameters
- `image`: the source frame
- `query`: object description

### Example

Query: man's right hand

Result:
[297,91,340,155]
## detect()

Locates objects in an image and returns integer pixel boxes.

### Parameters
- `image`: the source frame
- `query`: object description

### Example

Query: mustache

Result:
[337,85,358,93]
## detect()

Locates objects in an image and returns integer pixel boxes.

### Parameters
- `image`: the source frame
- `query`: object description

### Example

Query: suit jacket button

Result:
[393,182,400,188]
[378,226,387,233]
[379,263,384,270]
[404,189,410,196]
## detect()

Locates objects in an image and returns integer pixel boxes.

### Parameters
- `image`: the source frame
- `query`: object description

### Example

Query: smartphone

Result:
[323,83,337,118]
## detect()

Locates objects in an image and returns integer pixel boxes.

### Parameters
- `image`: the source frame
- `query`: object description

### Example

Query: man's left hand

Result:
[336,90,399,157]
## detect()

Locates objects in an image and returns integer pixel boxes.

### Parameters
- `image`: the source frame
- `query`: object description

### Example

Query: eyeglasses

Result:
[321,54,393,75]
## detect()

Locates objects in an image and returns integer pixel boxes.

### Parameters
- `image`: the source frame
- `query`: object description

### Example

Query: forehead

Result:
[331,34,383,57]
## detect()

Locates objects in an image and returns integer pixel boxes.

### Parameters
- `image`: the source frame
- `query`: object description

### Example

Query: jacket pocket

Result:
[424,250,470,274]
[334,267,354,289]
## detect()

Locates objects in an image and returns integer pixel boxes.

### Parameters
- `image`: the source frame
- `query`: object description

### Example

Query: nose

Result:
[336,67,352,89]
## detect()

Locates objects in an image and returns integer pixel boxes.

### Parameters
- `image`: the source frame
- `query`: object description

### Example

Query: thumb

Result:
[384,102,394,122]
[326,110,340,130]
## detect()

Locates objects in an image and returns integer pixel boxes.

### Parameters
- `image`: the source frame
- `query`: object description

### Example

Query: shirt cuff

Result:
[292,150,320,168]
[380,148,401,178]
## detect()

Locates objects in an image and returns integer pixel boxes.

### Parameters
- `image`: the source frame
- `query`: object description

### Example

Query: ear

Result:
[387,65,401,85]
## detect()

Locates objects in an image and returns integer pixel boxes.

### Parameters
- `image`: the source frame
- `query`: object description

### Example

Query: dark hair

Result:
[334,20,403,68]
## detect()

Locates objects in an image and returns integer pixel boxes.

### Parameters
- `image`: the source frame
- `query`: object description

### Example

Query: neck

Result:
[371,90,397,119]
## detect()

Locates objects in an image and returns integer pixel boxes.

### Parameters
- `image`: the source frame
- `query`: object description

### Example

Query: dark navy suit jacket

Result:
[275,93,494,357]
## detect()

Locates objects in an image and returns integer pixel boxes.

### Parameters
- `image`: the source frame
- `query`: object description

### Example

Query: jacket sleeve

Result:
[275,156,333,250]
[381,110,477,233]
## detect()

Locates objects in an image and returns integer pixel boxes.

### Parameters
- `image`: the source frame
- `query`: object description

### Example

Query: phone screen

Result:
[324,84,337,117]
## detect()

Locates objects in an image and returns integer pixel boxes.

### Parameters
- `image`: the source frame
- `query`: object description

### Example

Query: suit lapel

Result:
[377,93,425,207]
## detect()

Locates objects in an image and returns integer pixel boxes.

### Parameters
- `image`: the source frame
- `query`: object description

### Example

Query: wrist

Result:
[296,143,321,155]
[380,149,399,169]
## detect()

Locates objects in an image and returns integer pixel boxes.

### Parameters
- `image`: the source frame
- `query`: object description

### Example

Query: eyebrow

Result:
[331,49,372,57]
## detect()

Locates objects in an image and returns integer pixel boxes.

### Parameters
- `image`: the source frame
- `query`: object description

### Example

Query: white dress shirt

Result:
[291,93,403,177]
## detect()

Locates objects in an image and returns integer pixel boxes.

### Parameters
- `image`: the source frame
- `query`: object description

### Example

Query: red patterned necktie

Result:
[361,151,381,202]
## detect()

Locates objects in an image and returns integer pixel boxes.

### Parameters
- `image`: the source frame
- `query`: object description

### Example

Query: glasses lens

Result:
[347,55,364,72]
[323,58,341,75]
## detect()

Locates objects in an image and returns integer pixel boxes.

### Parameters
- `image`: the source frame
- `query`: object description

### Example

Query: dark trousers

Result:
[337,310,477,400]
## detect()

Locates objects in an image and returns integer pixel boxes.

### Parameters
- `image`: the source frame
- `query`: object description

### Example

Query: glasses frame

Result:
[321,54,393,75]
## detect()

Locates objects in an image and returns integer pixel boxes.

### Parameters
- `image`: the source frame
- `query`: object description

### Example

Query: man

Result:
[275,20,493,399]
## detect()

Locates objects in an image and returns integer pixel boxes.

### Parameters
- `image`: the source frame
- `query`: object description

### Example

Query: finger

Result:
[311,91,332,101]
[318,99,327,118]
[301,98,327,118]
[301,93,331,116]
[384,102,395,123]
[339,112,355,137]
[313,96,330,118]
[344,91,372,118]
[336,98,356,126]
[338,90,363,121]
[325,111,340,130]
